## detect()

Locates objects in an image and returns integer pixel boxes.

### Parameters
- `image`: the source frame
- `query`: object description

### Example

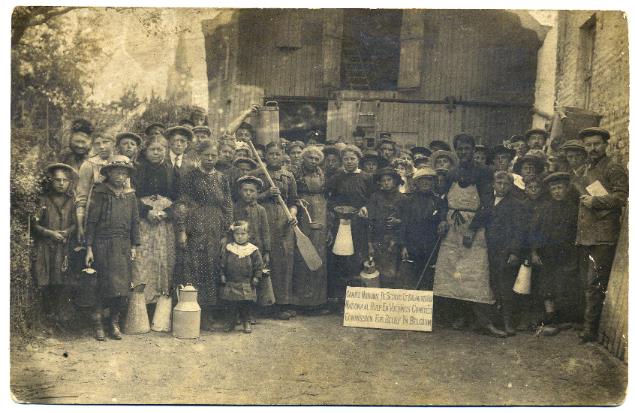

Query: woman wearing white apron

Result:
[434,134,507,338]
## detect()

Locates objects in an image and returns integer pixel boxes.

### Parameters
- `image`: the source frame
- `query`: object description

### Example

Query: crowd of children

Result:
[31,107,627,343]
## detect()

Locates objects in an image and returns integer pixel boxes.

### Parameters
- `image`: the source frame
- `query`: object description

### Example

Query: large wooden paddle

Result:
[245,138,323,272]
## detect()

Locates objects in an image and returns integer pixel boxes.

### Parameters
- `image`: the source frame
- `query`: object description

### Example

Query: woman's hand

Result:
[85,247,94,267]
[177,231,188,249]
[48,230,66,243]
[462,230,475,248]
[131,247,136,262]
[531,251,543,267]
[507,254,519,266]
[401,247,409,261]
[358,206,368,218]
[220,274,227,285]
[77,225,85,245]
[252,277,260,287]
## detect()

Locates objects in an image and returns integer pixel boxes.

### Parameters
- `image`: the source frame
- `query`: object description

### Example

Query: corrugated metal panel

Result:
[327,99,532,147]
[599,208,628,362]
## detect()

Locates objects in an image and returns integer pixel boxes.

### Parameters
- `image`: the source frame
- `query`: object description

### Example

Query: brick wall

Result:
[555,10,629,166]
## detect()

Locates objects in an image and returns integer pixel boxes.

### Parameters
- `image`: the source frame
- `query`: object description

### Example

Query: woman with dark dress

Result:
[254,142,299,320]
[325,144,375,302]
[291,145,329,312]
[85,156,140,340]
[131,135,178,304]
[175,140,233,330]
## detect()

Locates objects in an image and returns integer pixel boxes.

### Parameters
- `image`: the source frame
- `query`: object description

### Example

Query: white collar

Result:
[226,242,258,258]
[170,151,182,164]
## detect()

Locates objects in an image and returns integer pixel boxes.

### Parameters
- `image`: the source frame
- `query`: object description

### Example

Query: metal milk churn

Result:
[255,101,280,146]
[172,284,201,339]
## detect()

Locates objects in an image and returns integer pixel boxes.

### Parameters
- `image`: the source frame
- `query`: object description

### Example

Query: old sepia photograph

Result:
[8,2,629,407]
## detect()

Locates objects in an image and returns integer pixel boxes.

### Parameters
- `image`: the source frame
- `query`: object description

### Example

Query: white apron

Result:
[433,182,495,304]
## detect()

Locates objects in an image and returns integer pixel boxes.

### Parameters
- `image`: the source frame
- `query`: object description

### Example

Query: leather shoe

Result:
[578,331,597,344]
[485,324,507,338]
[243,322,252,334]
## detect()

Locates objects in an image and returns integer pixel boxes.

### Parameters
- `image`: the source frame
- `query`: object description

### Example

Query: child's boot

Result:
[243,321,252,334]
[110,312,122,340]
[503,315,516,336]
[92,311,105,341]
[224,310,237,332]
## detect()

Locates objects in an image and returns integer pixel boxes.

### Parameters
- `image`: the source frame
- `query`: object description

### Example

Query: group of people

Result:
[31,105,627,344]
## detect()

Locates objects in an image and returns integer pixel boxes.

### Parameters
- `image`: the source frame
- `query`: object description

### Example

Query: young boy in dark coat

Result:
[85,156,141,341]
[485,171,531,336]
[31,163,78,326]
[397,167,448,290]
[529,172,581,335]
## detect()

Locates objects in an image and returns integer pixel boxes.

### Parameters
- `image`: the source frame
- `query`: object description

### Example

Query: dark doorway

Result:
[340,9,402,90]
[274,100,328,142]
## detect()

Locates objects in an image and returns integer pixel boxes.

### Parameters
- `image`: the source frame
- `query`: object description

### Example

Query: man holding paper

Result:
[576,127,628,344]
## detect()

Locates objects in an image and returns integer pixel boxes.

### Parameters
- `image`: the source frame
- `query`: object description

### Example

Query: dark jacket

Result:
[576,155,628,246]
[484,193,530,262]
[397,192,447,257]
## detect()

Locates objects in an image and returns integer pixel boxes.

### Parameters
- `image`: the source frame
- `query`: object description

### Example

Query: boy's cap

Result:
[115,132,143,147]
[543,171,571,185]
[236,175,263,190]
[233,157,258,169]
[374,167,404,185]
[165,126,194,141]
[192,126,212,137]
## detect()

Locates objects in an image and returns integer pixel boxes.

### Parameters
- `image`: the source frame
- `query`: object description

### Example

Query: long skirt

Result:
[92,236,133,299]
[263,202,295,305]
[132,219,176,303]
[292,193,328,306]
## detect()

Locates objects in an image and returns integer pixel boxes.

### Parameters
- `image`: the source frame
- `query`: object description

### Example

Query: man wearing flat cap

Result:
[144,122,166,139]
[575,127,628,343]
[525,128,549,152]
[190,106,208,127]
[429,140,451,153]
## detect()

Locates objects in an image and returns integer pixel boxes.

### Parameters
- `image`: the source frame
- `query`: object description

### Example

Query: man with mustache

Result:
[576,127,628,344]
[58,118,94,171]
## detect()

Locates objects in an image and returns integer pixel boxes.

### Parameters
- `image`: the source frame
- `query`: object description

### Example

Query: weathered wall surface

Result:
[555,10,629,166]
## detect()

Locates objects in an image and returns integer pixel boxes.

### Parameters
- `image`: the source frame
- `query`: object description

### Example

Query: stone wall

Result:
[555,10,629,166]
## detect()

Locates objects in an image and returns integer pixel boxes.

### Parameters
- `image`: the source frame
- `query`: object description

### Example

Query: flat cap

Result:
[525,128,549,139]
[543,172,571,185]
[165,126,194,141]
[412,166,437,180]
[560,139,586,152]
[578,127,610,141]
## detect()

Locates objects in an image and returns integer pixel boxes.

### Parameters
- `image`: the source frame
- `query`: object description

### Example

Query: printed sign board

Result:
[343,287,433,332]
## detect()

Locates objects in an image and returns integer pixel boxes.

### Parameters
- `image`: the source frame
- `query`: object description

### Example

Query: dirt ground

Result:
[10,313,627,406]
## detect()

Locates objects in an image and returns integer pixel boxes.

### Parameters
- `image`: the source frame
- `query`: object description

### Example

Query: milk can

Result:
[172,284,201,339]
